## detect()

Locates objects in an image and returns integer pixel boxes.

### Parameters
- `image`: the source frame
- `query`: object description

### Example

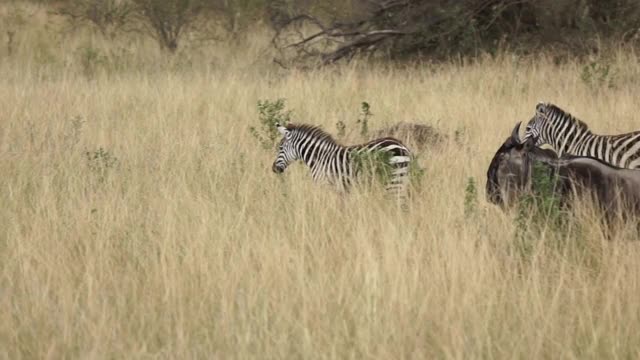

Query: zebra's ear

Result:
[276,123,289,136]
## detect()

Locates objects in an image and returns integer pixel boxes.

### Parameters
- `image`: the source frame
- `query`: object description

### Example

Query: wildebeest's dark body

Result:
[487,123,640,223]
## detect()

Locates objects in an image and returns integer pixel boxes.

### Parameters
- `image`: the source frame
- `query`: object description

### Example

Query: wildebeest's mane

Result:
[286,123,338,145]
[541,103,590,131]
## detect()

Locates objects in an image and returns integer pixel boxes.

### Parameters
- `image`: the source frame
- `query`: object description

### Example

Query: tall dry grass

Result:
[2,3,640,359]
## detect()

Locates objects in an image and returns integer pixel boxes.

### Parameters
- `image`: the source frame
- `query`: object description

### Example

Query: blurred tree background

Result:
[6,0,640,65]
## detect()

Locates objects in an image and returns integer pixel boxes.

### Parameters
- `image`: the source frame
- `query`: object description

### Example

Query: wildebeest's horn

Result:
[511,122,522,143]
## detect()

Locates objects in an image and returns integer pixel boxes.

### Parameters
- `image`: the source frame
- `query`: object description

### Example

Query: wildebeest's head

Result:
[486,122,542,207]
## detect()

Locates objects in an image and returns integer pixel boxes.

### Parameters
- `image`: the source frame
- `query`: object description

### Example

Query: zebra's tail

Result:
[385,150,413,210]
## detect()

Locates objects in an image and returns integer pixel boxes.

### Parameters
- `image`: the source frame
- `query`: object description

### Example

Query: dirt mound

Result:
[372,122,446,152]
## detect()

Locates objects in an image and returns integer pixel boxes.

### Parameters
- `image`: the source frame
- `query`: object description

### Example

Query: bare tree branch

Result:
[269,0,548,67]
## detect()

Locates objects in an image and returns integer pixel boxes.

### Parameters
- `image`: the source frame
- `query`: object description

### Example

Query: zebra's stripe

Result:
[273,123,414,201]
[621,143,640,167]
[524,103,640,169]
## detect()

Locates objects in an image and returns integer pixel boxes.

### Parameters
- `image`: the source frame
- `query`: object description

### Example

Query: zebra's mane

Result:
[542,103,590,131]
[286,123,339,145]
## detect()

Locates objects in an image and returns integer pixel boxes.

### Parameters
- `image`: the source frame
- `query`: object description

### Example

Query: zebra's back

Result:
[573,133,640,169]
[527,102,640,169]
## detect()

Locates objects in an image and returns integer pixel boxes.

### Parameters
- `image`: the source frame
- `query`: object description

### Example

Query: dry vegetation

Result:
[2,3,640,359]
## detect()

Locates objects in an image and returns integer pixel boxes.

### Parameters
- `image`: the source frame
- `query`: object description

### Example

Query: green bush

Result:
[581,60,617,89]
[86,147,119,183]
[357,102,371,139]
[77,44,107,78]
[464,177,478,218]
[513,162,567,260]
[250,98,292,150]
[351,149,394,188]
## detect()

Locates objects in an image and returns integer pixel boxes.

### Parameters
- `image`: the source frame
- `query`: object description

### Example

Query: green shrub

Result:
[86,147,119,183]
[581,60,617,89]
[250,98,292,149]
[77,44,107,78]
[335,119,346,139]
[357,101,371,139]
[464,177,478,218]
[351,149,394,188]
[513,162,567,260]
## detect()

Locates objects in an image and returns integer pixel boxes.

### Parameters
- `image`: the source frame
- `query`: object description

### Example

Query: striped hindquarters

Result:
[352,137,413,198]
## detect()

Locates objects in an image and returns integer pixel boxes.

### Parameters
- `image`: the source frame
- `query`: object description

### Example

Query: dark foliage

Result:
[131,0,206,52]
[270,0,640,66]
[55,0,135,38]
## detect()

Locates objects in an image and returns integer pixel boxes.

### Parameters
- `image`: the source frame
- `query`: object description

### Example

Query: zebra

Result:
[523,102,640,169]
[272,123,413,200]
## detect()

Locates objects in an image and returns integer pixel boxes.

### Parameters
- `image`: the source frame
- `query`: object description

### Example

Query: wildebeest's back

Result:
[561,157,640,215]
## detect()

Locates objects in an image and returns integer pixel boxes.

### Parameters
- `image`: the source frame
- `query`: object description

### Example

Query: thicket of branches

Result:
[52,0,267,52]
[41,0,640,60]
[271,0,640,67]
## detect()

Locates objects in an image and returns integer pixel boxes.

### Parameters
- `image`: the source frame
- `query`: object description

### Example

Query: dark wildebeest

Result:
[486,122,640,223]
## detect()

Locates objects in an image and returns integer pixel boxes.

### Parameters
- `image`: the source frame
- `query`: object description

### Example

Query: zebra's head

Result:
[272,123,298,173]
[523,102,549,146]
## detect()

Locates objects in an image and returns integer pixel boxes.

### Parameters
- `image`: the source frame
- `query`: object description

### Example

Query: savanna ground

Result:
[2,3,640,359]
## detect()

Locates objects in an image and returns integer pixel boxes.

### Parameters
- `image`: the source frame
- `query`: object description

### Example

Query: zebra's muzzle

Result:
[272,163,284,173]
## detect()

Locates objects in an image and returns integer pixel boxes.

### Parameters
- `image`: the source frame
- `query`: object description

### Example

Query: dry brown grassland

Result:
[2,3,640,359]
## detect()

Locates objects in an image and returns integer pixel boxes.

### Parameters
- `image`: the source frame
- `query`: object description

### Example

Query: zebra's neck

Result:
[545,114,592,154]
[298,137,344,170]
